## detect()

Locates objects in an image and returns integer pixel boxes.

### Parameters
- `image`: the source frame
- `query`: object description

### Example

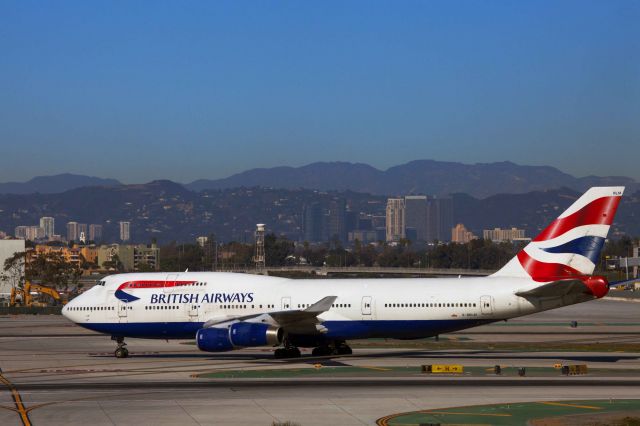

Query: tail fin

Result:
[492,187,624,282]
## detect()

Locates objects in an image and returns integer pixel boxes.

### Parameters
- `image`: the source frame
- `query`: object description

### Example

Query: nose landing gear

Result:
[112,336,129,358]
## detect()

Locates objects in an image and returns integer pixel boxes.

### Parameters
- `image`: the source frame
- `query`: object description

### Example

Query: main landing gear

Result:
[312,341,352,356]
[273,338,301,359]
[112,336,129,358]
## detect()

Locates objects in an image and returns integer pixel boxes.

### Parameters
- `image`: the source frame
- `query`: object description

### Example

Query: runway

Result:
[1,298,639,425]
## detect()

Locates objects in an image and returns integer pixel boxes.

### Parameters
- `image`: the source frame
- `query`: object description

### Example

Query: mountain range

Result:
[0,174,121,195]
[186,160,638,198]
[0,181,638,243]
[0,161,637,199]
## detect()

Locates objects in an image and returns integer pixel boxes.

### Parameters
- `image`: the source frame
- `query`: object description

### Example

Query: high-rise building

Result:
[386,198,405,242]
[119,221,131,242]
[39,217,55,238]
[426,197,453,242]
[89,224,103,242]
[452,223,477,243]
[26,226,45,241]
[302,203,324,243]
[483,227,526,242]
[404,195,428,242]
[66,222,79,242]
[328,198,347,245]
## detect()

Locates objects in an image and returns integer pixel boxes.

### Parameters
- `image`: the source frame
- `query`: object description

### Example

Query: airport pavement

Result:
[0,298,639,425]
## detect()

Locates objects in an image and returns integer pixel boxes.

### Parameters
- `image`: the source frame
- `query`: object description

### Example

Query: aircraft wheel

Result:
[115,347,129,358]
[312,346,331,356]
[337,345,352,355]
[287,347,301,358]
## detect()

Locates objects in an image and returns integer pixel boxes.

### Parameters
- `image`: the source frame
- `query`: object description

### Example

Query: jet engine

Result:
[196,322,283,352]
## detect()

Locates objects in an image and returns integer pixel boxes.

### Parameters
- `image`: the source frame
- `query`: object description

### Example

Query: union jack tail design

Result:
[492,187,624,282]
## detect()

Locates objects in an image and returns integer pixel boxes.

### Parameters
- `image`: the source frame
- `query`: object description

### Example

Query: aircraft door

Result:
[480,295,493,315]
[117,300,128,322]
[281,297,291,310]
[165,274,178,293]
[108,291,118,320]
[361,296,373,319]
[188,303,199,321]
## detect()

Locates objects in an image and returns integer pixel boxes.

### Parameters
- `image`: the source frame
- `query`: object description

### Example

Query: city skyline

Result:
[1,1,638,183]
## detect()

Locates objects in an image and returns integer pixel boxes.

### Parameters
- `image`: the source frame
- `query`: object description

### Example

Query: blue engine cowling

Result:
[196,327,234,352]
[196,323,283,352]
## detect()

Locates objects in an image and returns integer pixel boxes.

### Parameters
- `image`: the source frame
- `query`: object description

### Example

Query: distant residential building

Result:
[14,226,28,240]
[89,224,103,242]
[196,236,209,247]
[483,227,526,242]
[452,224,477,243]
[404,195,428,242]
[67,222,79,242]
[302,203,324,243]
[97,244,159,272]
[34,245,98,267]
[426,197,453,242]
[16,226,44,241]
[119,221,131,242]
[98,244,134,271]
[386,198,405,242]
[39,217,55,238]
[133,244,160,270]
[348,230,378,245]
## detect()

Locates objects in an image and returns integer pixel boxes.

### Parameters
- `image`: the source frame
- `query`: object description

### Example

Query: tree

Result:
[4,251,82,292]
[264,234,294,267]
[2,251,26,289]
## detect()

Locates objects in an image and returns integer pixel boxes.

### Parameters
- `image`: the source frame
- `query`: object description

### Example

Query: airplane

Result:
[62,186,624,359]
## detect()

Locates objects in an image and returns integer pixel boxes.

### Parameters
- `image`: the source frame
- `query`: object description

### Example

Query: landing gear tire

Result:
[274,347,301,359]
[112,336,128,358]
[336,344,352,355]
[312,346,332,356]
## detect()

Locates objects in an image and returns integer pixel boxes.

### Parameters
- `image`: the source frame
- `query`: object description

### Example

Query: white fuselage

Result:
[62,272,595,343]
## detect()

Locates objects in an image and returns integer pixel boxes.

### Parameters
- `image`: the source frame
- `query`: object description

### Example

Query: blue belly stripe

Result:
[77,319,496,343]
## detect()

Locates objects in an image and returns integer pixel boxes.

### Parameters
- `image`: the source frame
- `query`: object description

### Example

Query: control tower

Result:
[254,224,266,270]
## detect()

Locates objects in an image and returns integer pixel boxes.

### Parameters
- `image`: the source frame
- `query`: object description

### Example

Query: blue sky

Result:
[1,1,638,183]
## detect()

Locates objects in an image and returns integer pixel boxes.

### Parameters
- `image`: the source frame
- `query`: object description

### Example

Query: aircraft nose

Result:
[62,296,80,321]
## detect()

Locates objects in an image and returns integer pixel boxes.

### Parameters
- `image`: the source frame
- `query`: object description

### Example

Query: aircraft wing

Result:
[202,296,338,334]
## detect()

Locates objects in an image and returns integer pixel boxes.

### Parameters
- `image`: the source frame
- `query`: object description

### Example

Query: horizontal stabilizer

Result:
[516,279,587,298]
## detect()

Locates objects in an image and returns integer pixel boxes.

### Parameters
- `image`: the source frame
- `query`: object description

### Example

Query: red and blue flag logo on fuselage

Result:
[115,280,197,303]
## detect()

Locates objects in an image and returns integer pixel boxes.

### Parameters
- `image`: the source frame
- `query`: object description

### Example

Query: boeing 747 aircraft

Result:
[63,187,624,358]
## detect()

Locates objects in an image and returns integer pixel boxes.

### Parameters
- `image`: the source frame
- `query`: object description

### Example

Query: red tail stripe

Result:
[533,196,621,242]
[517,251,583,282]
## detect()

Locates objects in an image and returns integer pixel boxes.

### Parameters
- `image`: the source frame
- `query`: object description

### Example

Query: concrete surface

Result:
[0,298,638,425]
